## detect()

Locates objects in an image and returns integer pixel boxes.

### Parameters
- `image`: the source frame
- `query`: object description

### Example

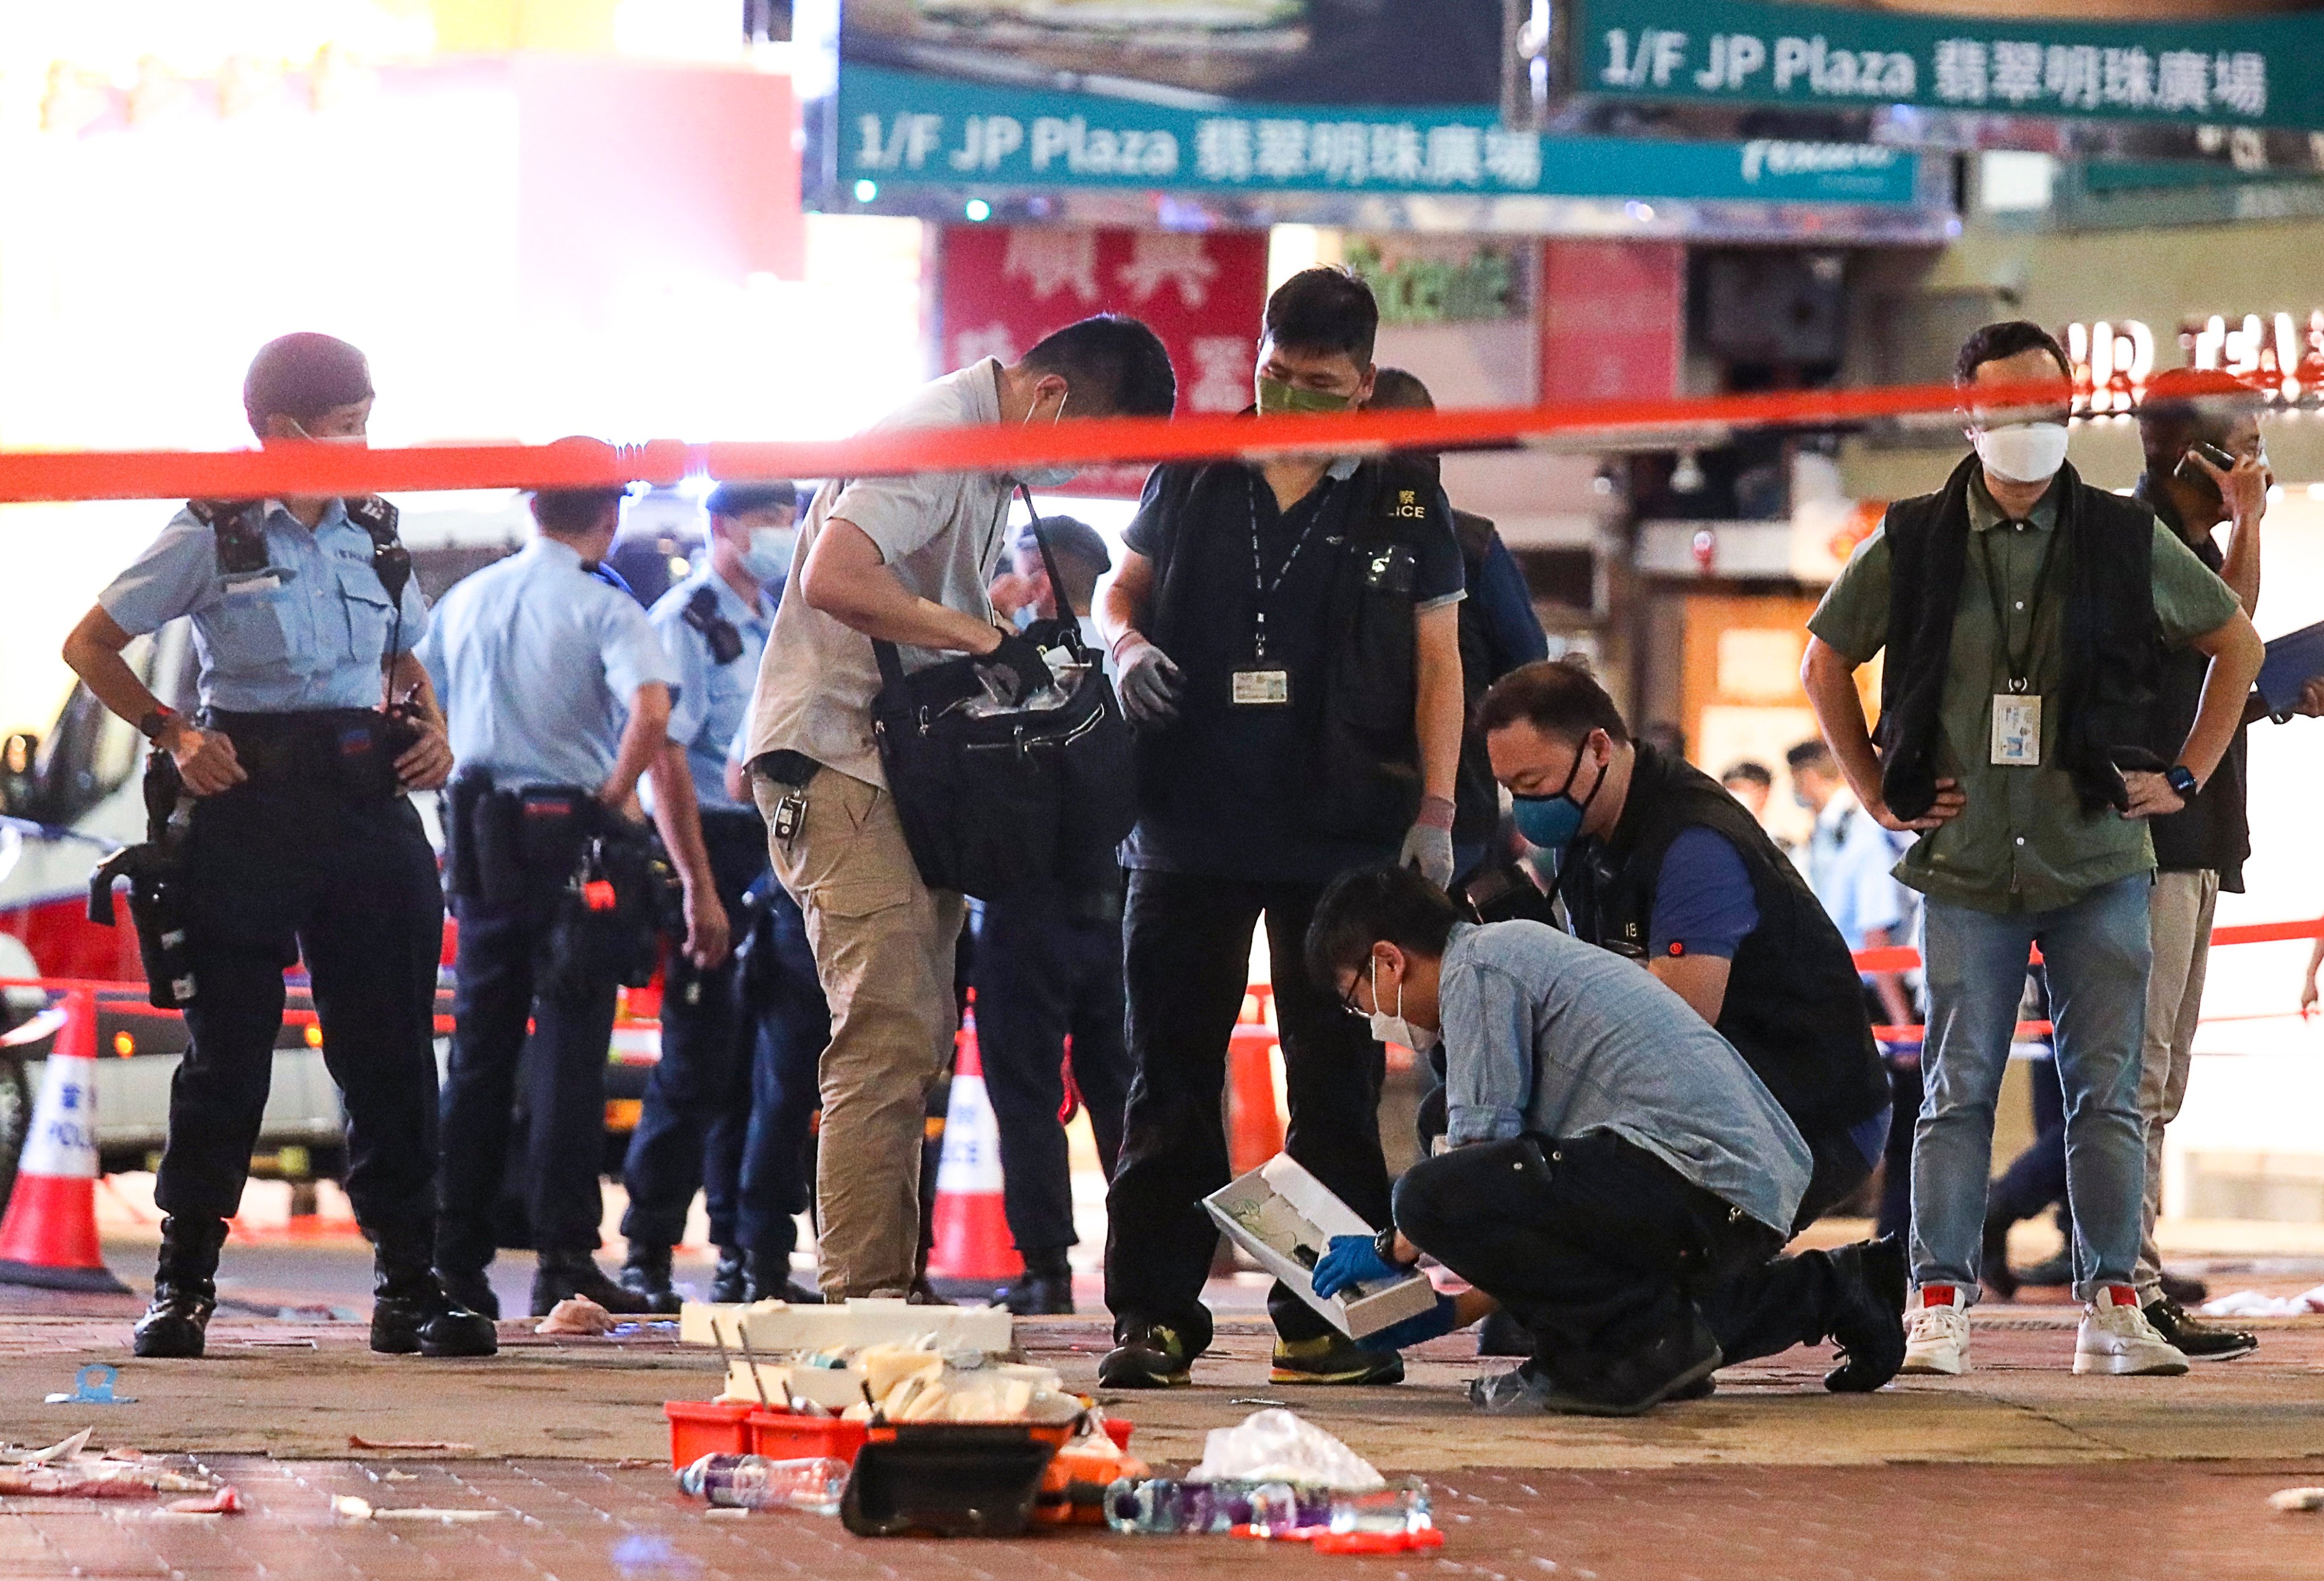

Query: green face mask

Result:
[1255,374,1355,418]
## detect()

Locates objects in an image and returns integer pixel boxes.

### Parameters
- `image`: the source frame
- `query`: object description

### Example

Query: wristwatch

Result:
[1373,1224,1417,1271]
[2163,764,2199,799]
[136,707,177,744]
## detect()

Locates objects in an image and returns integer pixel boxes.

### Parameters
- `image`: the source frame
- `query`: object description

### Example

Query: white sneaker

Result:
[1901,1284,1971,1376]
[2075,1285,2191,1376]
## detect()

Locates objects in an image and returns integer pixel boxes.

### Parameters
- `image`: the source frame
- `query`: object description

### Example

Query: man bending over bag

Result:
[1302,864,1909,1415]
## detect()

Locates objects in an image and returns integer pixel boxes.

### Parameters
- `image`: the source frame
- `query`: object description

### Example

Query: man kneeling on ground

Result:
[1302,865,1907,1415]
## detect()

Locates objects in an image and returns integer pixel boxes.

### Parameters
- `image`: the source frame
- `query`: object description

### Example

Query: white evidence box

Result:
[1204,1154,1441,1340]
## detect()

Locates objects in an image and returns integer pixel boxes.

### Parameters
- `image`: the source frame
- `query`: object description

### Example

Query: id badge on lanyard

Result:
[1231,667,1291,707]
[1981,524,2053,767]
[1990,689,2041,766]
[1235,474,1319,709]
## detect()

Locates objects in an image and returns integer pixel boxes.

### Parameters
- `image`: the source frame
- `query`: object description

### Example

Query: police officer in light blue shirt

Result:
[617,482,830,1311]
[61,333,495,1364]
[418,474,720,1320]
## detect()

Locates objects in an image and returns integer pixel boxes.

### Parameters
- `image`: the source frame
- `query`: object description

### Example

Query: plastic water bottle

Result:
[1328,1478,1434,1535]
[676,1454,848,1515]
[1103,1478,1327,1536]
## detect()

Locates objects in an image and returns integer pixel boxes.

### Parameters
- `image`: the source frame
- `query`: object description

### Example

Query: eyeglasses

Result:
[1338,978,1365,1019]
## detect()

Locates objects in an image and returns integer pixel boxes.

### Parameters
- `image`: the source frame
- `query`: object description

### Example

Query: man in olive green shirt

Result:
[1802,322,2263,1382]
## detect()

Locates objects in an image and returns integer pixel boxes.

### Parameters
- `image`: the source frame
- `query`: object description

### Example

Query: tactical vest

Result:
[1144,452,1442,843]
[1561,742,1892,1142]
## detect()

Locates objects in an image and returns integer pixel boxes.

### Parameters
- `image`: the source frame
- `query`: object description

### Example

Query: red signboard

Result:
[937,225,1271,495]
[1537,239,1686,406]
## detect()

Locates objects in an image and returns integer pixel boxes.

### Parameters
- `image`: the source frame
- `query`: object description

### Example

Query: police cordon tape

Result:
[0,373,2262,503]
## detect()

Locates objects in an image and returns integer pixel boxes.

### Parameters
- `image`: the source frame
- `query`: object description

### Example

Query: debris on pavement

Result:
[332,1494,505,1523]
[43,1364,135,1405]
[2201,1287,2324,1318]
[163,1486,245,1515]
[348,1435,476,1452]
[537,1296,617,1336]
[2271,1487,2324,1512]
[1190,1408,1385,1490]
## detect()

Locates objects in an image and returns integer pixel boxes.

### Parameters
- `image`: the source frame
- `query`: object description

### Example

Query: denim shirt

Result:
[1436,919,1810,1235]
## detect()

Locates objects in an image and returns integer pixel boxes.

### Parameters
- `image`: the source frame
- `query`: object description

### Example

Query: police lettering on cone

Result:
[419,469,715,1320]
[60,333,495,1360]
[620,482,828,1311]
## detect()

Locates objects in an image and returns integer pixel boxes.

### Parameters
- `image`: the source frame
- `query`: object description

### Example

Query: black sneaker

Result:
[2143,1298,2256,1361]
[1468,1312,1720,1418]
[1271,1333,1405,1386]
[1098,1324,1192,1389]
[1825,1235,1909,1393]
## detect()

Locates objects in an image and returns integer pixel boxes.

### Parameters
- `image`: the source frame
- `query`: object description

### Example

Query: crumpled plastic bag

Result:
[536,1296,616,1335]
[1188,1408,1384,1491]
[2200,1286,2324,1319]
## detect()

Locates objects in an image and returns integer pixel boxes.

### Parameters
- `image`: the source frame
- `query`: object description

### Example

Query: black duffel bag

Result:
[868,524,1134,900]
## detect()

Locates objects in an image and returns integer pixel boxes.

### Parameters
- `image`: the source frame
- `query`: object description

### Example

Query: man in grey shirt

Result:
[742,317,1176,1300]
[1304,865,1908,1415]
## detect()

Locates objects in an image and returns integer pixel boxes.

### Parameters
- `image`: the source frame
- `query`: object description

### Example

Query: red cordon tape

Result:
[0,374,2166,503]
[1850,915,2324,976]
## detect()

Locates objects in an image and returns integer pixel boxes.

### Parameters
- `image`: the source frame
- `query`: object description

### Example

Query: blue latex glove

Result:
[1364,1293,1461,1352]
[1311,1234,1401,1301]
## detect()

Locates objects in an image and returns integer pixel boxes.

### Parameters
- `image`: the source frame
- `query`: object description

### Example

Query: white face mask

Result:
[1367,956,1437,1053]
[1972,421,2070,485]
[741,525,796,582]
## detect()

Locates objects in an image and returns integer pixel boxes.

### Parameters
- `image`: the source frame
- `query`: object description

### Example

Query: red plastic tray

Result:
[665,1400,755,1469]
[749,1410,872,1464]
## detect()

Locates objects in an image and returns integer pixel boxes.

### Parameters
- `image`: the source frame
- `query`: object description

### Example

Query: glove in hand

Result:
[1312,1233,1401,1300]
[1112,633,1184,726]
[1364,1293,1460,1352]
[977,631,1053,704]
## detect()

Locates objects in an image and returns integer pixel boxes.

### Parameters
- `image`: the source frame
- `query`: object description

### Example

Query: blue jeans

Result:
[1911,875,2151,1303]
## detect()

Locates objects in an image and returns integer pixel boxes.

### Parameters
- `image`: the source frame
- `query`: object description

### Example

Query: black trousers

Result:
[972,885,1131,1259]
[1105,871,1390,1354]
[621,813,784,1252]
[437,888,620,1273]
[1395,1133,1847,1376]
[715,876,829,1259]
[165,780,444,1255]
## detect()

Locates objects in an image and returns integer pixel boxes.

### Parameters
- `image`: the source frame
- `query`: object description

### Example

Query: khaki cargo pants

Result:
[755,766,964,1297]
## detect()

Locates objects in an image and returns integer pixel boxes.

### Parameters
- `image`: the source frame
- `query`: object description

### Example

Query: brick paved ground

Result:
[2,1305,2324,1578]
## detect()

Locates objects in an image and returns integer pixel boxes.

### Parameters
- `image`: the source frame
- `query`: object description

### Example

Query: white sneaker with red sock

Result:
[2074,1285,2190,1376]
[1901,1284,1970,1376]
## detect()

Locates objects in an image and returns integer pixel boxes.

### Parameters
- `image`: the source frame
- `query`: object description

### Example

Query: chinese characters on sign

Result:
[939,225,1269,495]
[1575,0,2313,127]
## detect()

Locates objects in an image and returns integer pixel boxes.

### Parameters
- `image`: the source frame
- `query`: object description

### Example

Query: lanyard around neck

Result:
[1247,472,1330,662]
[1976,516,2059,693]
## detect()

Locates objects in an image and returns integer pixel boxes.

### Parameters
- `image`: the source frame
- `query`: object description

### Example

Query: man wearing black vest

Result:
[1476,661,1896,1237]
[1802,322,2263,1379]
[1096,267,1468,1389]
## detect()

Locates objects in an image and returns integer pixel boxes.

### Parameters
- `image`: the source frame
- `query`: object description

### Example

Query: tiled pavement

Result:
[5,1303,2324,1577]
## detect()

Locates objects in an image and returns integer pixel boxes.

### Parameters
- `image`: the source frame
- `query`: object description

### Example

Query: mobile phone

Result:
[2175,440,2236,481]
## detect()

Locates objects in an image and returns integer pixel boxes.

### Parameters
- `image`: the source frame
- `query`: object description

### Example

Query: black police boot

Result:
[371,1251,500,1359]
[531,1250,654,1318]
[1823,1235,1909,1394]
[438,1268,499,1322]
[619,1244,684,1316]
[745,1249,823,1305]
[993,1250,1074,1316]
[132,1216,228,1360]
[708,1247,747,1304]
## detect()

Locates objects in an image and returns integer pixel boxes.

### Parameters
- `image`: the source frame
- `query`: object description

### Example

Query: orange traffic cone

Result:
[1226,1021,1287,1175]
[0,989,128,1292]
[926,1015,1023,1281]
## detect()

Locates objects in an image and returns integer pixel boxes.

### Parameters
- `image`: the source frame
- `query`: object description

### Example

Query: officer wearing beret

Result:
[619,481,828,1310]
[419,474,706,1319]
[61,333,496,1360]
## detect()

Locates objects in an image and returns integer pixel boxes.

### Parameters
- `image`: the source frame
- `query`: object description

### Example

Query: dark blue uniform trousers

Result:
[971,885,1132,1260]
[622,814,825,1261]
[166,780,444,1255]
[436,888,620,1274]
